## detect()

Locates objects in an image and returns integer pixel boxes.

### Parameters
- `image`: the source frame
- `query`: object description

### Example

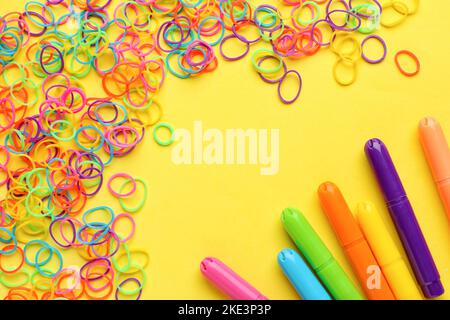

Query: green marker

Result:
[281,208,364,300]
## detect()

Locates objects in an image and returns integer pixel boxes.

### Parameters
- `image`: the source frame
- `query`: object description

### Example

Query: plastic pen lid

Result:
[281,208,333,270]
[318,182,364,247]
[419,117,450,182]
[200,257,267,300]
[365,138,406,203]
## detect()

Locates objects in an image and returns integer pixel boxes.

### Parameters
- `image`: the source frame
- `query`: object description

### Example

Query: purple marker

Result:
[365,138,444,298]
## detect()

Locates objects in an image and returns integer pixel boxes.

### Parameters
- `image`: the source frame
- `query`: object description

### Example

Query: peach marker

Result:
[419,117,450,220]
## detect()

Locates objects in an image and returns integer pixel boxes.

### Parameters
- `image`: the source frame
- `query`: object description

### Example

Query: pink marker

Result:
[200,257,268,300]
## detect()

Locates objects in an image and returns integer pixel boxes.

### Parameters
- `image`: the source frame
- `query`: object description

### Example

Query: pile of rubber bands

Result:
[0,0,420,300]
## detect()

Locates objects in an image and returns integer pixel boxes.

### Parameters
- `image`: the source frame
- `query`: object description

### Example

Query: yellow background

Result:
[1,0,449,299]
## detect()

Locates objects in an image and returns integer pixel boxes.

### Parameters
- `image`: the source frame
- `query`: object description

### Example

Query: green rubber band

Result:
[115,263,146,296]
[9,78,39,106]
[120,1,149,28]
[31,268,52,290]
[6,129,26,151]
[296,1,321,26]
[77,20,103,47]
[152,122,175,146]
[83,175,102,188]
[349,4,380,34]
[0,269,31,288]
[252,49,283,74]
[67,51,92,78]
[118,178,148,213]
[112,243,132,273]
[49,119,76,141]
[29,61,48,78]
[25,193,48,218]
[2,62,26,87]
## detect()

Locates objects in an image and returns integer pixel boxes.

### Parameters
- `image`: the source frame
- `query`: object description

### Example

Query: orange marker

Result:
[318,182,395,300]
[419,117,450,220]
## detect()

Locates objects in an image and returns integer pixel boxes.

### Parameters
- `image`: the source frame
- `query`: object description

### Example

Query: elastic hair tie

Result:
[361,34,387,64]
[0,269,30,288]
[153,122,175,146]
[111,213,136,243]
[294,1,321,27]
[118,177,148,213]
[326,9,362,32]
[310,19,335,46]
[333,57,358,86]
[108,173,137,197]
[380,0,409,28]
[252,49,283,74]
[0,245,24,273]
[257,56,287,84]
[219,34,250,61]
[394,50,420,77]
[278,69,303,105]
[231,19,262,44]
[115,277,142,300]
[198,16,225,46]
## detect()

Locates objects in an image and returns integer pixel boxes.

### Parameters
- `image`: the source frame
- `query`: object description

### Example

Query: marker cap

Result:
[281,207,333,269]
[318,182,363,247]
[419,117,450,182]
[365,138,406,203]
[278,248,332,300]
[200,257,268,300]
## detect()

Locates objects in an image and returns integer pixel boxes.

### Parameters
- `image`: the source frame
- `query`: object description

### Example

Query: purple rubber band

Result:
[40,44,64,75]
[88,100,120,124]
[231,20,262,44]
[156,21,183,53]
[310,19,335,47]
[91,230,120,258]
[361,34,387,64]
[115,278,143,300]
[349,0,382,14]
[326,9,362,32]
[326,0,350,15]
[219,34,250,61]
[25,11,48,37]
[49,218,76,248]
[278,69,302,105]
[80,257,112,281]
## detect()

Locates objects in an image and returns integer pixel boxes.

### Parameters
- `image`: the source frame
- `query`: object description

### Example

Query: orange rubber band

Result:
[395,50,420,77]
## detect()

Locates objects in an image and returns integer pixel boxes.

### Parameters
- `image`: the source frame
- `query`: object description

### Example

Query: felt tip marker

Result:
[365,138,444,298]
[318,182,395,300]
[419,117,450,221]
[281,208,364,300]
[356,201,422,300]
[200,257,268,300]
[278,248,332,300]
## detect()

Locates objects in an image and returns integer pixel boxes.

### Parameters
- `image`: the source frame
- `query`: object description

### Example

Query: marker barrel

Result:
[365,138,444,298]
[356,201,422,300]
